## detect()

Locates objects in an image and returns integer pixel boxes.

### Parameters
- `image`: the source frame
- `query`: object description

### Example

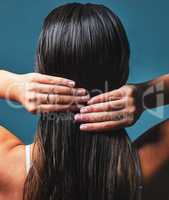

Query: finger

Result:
[87,89,123,105]
[29,83,87,96]
[29,93,90,105]
[36,104,85,113]
[34,73,75,87]
[79,119,128,132]
[75,110,127,123]
[80,99,125,113]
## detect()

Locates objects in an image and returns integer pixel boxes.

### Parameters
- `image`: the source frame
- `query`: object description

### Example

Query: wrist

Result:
[9,73,23,103]
[1,70,22,103]
[135,82,148,113]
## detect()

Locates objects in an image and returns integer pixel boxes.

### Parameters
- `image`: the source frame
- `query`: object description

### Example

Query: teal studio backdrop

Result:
[0,0,169,144]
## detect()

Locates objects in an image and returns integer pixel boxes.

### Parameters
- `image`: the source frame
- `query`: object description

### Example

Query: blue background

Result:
[0,0,169,144]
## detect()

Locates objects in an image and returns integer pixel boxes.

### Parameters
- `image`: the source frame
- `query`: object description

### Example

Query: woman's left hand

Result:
[74,84,144,131]
[4,71,89,114]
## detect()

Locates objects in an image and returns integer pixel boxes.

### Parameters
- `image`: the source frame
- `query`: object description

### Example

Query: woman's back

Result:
[23,3,141,200]
[23,112,141,200]
[0,3,137,199]
[1,119,169,200]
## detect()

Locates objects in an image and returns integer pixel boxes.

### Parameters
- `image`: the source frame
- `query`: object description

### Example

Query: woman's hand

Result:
[5,72,89,114]
[74,84,144,131]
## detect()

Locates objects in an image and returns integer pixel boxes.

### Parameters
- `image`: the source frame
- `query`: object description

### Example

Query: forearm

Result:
[141,74,169,109]
[0,70,19,101]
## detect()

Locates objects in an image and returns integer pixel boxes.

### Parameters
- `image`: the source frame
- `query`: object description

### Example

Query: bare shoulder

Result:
[134,119,169,200]
[134,119,169,179]
[0,125,24,149]
[0,125,26,193]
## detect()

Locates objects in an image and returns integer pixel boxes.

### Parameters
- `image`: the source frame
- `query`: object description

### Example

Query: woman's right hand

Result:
[6,72,89,114]
[75,84,144,131]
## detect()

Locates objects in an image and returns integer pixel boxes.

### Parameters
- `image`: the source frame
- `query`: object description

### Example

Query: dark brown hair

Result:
[23,3,142,200]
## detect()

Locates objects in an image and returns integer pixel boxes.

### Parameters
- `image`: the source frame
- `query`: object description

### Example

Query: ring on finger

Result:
[46,93,50,104]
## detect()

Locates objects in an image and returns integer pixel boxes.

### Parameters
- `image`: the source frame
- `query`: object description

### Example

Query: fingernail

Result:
[77,104,85,109]
[81,96,89,101]
[80,124,88,130]
[68,81,75,87]
[80,107,88,113]
[77,89,86,95]
[87,99,93,104]
[82,95,90,100]
[74,114,81,121]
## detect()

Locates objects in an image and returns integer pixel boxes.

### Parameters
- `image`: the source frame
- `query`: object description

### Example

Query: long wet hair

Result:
[23,3,142,200]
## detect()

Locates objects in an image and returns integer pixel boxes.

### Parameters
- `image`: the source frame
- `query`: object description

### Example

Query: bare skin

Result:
[0,70,89,200]
[0,70,169,200]
[134,119,169,200]
[0,126,25,200]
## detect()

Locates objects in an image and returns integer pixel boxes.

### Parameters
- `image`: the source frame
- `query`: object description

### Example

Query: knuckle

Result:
[27,83,36,91]
[72,99,78,106]
[90,106,95,112]
[123,96,133,107]
[69,88,74,95]
[27,104,36,113]
[65,104,71,109]
[117,87,126,96]
[127,107,136,117]
[122,97,129,108]
[27,93,36,102]
[125,86,134,97]
[57,77,64,83]
[55,95,61,103]
[28,72,38,80]
[24,92,31,102]
[57,77,61,81]
[85,115,89,121]
[107,102,113,110]
[74,96,81,102]
[48,86,54,94]
[130,106,136,114]
[53,105,60,112]
[125,111,134,126]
